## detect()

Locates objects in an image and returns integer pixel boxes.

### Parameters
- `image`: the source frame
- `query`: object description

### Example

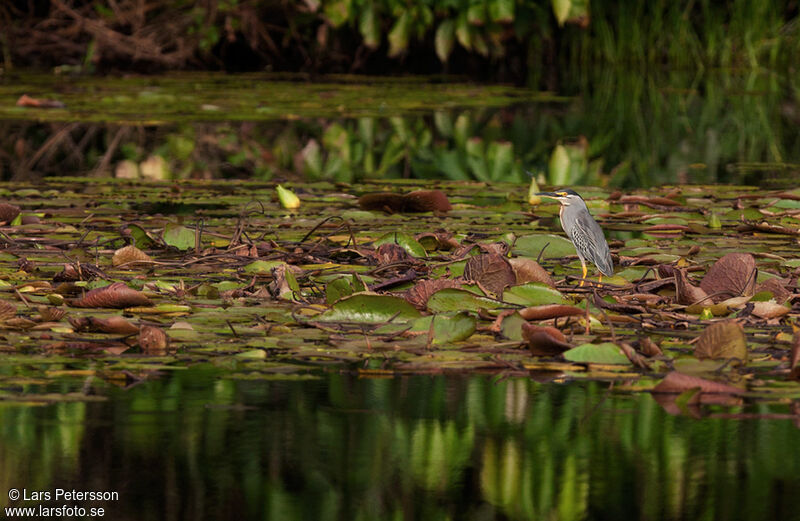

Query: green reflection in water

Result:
[1,369,799,520]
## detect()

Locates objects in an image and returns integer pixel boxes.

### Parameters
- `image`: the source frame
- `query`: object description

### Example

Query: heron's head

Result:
[535,189,583,206]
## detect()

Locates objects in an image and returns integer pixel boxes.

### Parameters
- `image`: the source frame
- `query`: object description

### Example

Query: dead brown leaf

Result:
[508,257,555,287]
[791,326,800,380]
[755,277,791,305]
[518,304,584,320]
[463,253,515,296]
[700,253,757,302]
[69,315,140,335]
[16,94,66,108]
[0,300,16,322]
[358,190,451,213]
[0,203,21,224]
[112,245,154,267]
[522,323,572,355]
[638,336,663,357]
[139,325,169,354]
[405,278,461,309]
[694,320,747,362]
[675,268,709,305]
[750,301,790,319]
[652,371,744,394]
[37,306,66,322]
[70,282,152,308]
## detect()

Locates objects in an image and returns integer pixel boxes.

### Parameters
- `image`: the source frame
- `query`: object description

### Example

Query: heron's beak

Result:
[535,192,559,197]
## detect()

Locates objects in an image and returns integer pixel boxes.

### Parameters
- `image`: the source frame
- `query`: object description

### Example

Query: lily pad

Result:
[410,312,477,345]
[316,294,421,323]
[426,288,504,313]
[163,223,195,250]
[512,234,575,259]
[563,342,631,365]
[502,283,568,306]
[374,231,427,257]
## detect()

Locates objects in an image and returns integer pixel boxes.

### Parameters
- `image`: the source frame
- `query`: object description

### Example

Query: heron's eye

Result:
[556,191,567,196]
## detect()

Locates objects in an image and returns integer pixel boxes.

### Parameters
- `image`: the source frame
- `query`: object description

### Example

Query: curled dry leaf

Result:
[694,320,747,362]
[403,190,452,212]
[112,245,154,267]
[750,301,790,319]
[405,278,461,309]
[522,323,572,356]
[755,277,791,305]
[70,282,152,309]
[37,306,66,322]
[518,304,584,320]
[652,371,744,395]
[619,342,649,369]
[0,300,16,322]
[69,315,140,335]
[0,203,21,224]
[699,253,756,302]
[375,243,412,265]
[139,325,169,354]
[791,326,800,380]
[675,268,708,305]
[508,257,555,287]
[463,253,515,296]
[16,94,66,108]
[638,336,663,357]
[358,190,451,213]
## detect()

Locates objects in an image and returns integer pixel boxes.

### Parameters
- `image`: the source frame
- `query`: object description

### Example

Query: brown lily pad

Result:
[69,282,152,309]
[675,268,709,305]
[522,323,572,355]
[0,300,16,322]
[699,253,757,303]
[694,320,747,362]
[112,245,154,267]
[405,278,461,309]
[69,315,140,335]
[0,203,21,224]
[16,94,66,108]
[652,371,744,395]
[463,253,515,296]
[508,257,555,287]
[518,304,584,320]
[791,326,800,380]
[359,190,451,213]
[139,325,169,354]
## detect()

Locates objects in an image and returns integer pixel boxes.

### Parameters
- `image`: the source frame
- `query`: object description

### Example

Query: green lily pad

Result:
[512,234,575,259]
[410,312,477,345]
[563,342,631,365]
[163,223,195,250]
[374,231,427,257]
[426,288,504,313]
[243,260,286,274]
[502,283,568,306]
[316,294,421,323]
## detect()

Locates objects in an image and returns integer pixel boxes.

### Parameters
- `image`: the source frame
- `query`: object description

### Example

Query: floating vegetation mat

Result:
[1,178,800,416]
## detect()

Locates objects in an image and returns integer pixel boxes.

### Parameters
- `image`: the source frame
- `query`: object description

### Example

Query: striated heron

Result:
[537,189,613,285]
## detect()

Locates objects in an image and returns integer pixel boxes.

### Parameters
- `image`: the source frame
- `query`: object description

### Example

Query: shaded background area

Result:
[1,1,800,185]
[1,371,799,521]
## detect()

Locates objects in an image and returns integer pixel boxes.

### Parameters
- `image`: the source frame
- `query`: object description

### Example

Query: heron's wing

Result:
[572,210,614,276]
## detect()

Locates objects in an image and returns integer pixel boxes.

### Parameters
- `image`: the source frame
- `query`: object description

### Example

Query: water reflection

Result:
[3,70,798,187]
[1,370,799,520]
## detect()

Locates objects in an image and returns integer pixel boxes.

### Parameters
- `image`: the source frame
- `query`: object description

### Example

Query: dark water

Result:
[2,369,799,521]
[3,70,799,187]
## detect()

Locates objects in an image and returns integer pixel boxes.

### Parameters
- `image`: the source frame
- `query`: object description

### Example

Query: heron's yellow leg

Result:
[598,273,603,284]
[579,260,587,287]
